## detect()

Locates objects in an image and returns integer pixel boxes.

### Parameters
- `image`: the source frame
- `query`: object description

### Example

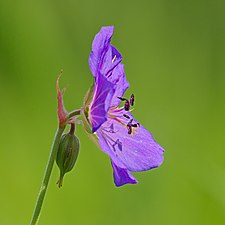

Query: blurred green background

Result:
[0,0,225,224]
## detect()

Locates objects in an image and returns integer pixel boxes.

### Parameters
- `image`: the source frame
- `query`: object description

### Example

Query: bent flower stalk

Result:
[31,25,164,225]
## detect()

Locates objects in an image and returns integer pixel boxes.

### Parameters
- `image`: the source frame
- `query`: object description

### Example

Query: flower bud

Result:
[56,132,80,187]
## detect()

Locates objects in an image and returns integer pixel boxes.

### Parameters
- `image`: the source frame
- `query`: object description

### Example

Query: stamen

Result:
[131,122,140,128]
[124,100,130,111]
[127,119,133,134]
[117,97,126,101]
[123,114,130,119]
[126,119,140,134]
[117,96,130,111]
[130,94,135,106]
[128,119,133,125]
[127,124,132,134]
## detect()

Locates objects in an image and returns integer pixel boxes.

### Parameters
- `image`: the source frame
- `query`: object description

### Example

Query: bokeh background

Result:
[0,0,225,224]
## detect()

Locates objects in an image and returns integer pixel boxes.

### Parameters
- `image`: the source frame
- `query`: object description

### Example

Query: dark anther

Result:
[123,114,130,119]
[118,96,130,111]
[127,124,132,134]
[127,119,133,134]
[128,119,133,125]
[130,94,135,106]
[131,121,140,128]
[117,97,126,101]
[124,100,130,111]
[127,119,140,134]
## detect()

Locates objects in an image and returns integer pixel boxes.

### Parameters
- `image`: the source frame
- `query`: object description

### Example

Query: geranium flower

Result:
[81,26,164,187]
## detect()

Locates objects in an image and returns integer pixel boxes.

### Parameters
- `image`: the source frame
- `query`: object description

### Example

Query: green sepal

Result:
[83,82,94,106]
[81,109,93,134]
[81,83,94,134]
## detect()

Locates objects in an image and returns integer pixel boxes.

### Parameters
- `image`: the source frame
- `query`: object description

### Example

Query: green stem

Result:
[30,126,66,225]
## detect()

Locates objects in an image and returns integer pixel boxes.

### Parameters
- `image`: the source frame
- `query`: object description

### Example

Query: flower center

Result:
[116,94,140,135]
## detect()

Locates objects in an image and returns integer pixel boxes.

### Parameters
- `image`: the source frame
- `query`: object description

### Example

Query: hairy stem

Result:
[30,126,66,225]
[69,123,75,135]
[68,109,81,119]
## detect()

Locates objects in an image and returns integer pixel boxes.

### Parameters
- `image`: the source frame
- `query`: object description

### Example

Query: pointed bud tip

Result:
[56,75,68,127]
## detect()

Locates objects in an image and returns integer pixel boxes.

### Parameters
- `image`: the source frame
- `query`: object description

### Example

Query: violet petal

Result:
[111,161,137,187]
[89,26,122,81]
[90,74,115,133]
[96,111,164,172]
[108,64,130,107]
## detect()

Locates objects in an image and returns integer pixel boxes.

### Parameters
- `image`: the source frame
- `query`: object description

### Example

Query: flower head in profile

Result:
[81,26,164,187]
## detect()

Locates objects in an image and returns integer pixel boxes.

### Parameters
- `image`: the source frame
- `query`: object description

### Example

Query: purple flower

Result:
[81,26,164,187]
